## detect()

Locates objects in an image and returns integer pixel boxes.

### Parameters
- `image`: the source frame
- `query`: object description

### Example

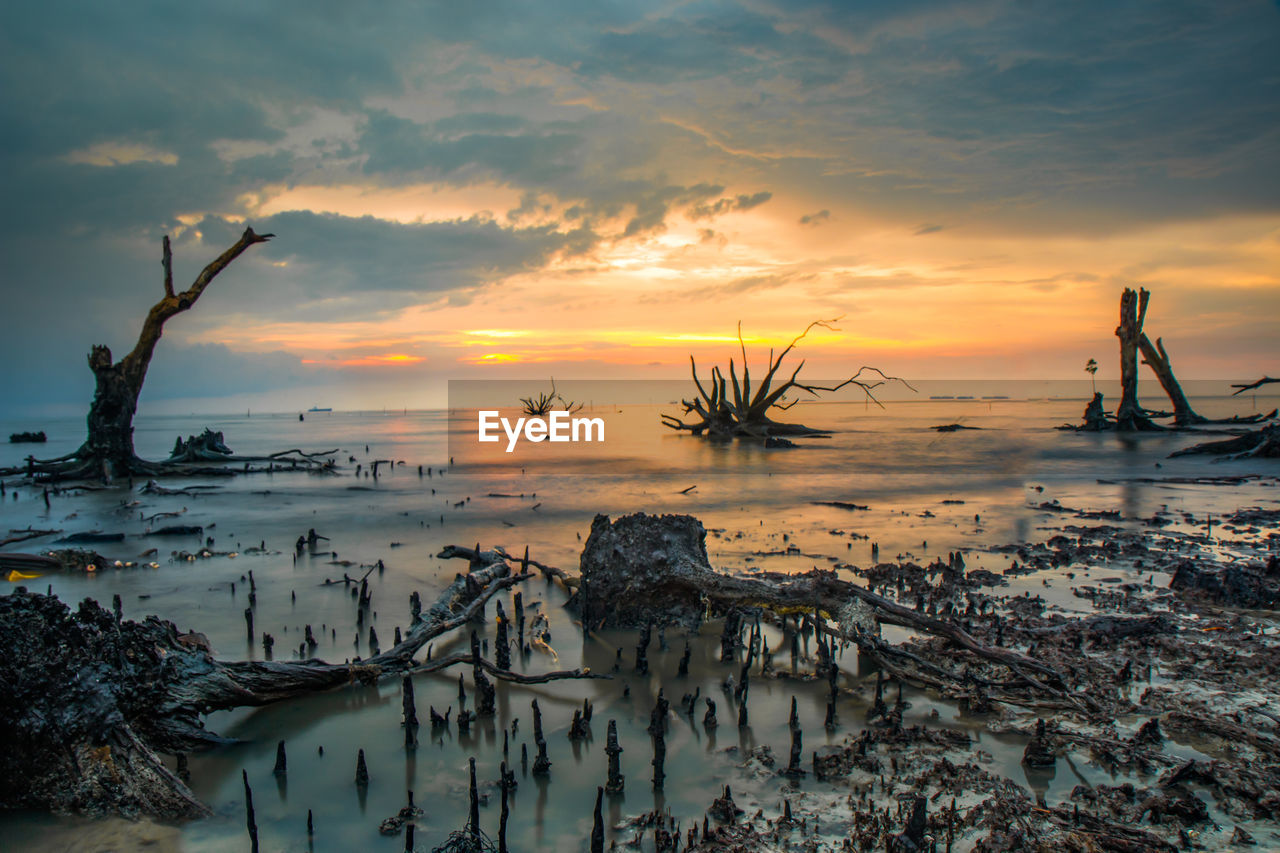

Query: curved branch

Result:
[411,653,609,684]
[121,227,273,391]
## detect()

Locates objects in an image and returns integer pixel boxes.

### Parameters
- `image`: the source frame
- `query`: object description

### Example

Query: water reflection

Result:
[0,396,1274,850]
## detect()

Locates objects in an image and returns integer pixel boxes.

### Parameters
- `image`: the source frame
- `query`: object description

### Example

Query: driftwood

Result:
[0,554,530,819]
[169,429,233,462]
[1169,424,1280,460]
[661,319,910,440]
[0,528,61,548]
[169,430,337,471]
[1232,376,1280,396]
[1137,334,1202,427]
[1140,336,1275,427]
[439,543,575,588]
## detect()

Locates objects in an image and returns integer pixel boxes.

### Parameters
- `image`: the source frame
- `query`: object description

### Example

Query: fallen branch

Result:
[0,551,529,819]
[1169,424,1280,460]
[411,653,608,684]
[440,543,575,588]
[0,528,61,547]
[1231,376,1280,396]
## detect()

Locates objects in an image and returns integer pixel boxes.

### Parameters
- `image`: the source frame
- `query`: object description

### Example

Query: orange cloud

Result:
[302,353,425,367]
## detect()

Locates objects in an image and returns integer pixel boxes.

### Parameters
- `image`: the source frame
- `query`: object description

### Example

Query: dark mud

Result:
[3,484,1280,851]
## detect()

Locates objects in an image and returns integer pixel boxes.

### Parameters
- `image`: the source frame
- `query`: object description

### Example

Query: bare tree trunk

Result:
[1114,288,1161,431]
[1141,337,1276,427]
[83,346,142,479]
[65,229,274,480]
[1139,334,1204,427]
[1071,291,1273,433]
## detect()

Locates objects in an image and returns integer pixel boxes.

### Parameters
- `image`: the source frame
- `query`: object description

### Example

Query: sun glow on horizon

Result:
[171,197,1279,384]
[301,353,426,367]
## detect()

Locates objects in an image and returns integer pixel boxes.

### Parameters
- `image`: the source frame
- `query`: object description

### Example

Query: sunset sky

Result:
[2,1,1277,413]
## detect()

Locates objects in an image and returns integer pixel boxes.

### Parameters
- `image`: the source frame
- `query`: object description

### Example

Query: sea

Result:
[1,379,1276,851]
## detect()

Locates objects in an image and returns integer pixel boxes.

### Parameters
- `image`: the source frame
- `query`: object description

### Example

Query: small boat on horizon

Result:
[307,406,333,412]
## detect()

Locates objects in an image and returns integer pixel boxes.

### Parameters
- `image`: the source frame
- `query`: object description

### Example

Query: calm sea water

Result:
[1,381,1276,851]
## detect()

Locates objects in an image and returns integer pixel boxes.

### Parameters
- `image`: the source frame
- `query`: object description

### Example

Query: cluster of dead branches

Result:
[519,379,583,417]
[661,318,911,441]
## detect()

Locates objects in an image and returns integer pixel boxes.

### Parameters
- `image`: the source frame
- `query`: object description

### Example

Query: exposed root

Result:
[0,553,531,819]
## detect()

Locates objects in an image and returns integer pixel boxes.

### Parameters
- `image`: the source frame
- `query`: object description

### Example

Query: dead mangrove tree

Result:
[520,378,582,416]
[1076,288,1274,431]
[0,229,339,483]
[661,319,909,441]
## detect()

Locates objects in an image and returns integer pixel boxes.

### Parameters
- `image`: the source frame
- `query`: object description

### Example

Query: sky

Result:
[1,0,1278,414]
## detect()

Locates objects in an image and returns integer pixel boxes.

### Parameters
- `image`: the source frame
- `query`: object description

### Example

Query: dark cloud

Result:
[621,183,726,237]
[759,0,1280,228]
[0,0,1276,408]
[359,110,584,184]
[688,191,773,219]
[196,210,592,304]
[571,8,846,86]
[914,223,944,235]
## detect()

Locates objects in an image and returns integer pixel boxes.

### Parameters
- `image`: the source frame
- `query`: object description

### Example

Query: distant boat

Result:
[308,406,333,412]
[929,396,955,400]
[956,396,975,400]
[981,396,1009,400]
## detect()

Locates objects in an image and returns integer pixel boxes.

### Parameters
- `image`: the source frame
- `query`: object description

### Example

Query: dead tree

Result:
[1114,288,1162,431]
[1140,336,1275,427]
[0,553,599,820]
[661,319,910,440]
[0,228,274,481]
[1138,334,1204,426]
[1080,289,1273,432]
[519,378,583,416]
